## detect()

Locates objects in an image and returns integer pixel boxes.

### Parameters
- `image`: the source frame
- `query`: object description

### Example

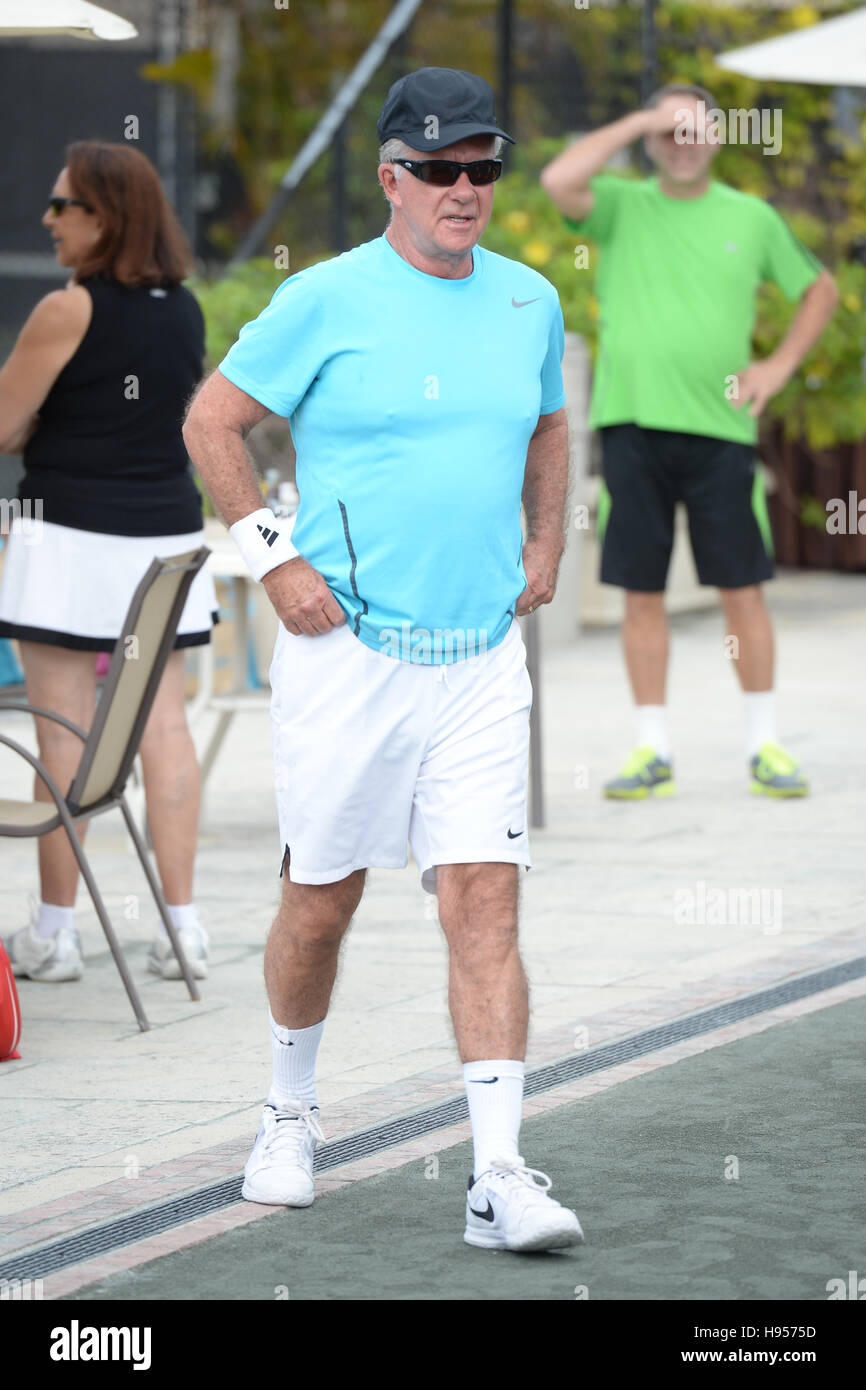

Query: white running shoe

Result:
[147,923,209,980]
[5,923,83,983]
[464,1155,584,1252]
[242,1098,325,1207]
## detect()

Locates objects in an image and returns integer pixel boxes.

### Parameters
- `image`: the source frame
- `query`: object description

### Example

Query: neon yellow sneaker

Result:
[603,745,675,800]
[750,742,809,798]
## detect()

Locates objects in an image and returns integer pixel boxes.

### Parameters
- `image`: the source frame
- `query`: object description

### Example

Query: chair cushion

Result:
[0,800,62,833]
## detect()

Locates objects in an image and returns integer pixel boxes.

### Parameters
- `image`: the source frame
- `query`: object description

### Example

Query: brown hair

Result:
[65,141,194,287]
[647,82,716,110]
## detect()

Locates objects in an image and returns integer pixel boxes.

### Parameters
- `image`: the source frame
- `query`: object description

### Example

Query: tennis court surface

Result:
[66,992,865,1302]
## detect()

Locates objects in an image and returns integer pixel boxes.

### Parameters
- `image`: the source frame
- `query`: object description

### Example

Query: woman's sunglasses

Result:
[47,196,92,216]
[391,158,503,187]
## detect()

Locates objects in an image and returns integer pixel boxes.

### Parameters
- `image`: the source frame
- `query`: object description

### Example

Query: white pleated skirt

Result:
[0,519,219,651]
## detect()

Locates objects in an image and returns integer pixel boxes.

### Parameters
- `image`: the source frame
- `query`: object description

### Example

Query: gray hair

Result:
[378,134,504,221]
[379,136,414,168]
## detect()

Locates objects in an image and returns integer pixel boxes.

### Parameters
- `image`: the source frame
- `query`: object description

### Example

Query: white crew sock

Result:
[35,902,75,940]
[464,1059,525,1180]
[158,903,200,941]
[635,705,670,759]
[743,690,777,758]
[268,1013,324,1109]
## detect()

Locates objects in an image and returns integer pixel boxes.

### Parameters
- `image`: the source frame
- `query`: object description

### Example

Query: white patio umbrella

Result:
[0,0,137,40]
[716,5,866,87]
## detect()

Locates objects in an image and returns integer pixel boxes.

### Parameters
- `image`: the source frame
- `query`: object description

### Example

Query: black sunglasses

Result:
[391,158,503,187]
[47,196,92,216]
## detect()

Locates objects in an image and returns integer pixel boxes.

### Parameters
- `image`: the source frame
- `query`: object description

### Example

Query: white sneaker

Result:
[147,923,209,980]
[242,1098,325,1207]
[464,1155,584,1252]
[5,923,83,983]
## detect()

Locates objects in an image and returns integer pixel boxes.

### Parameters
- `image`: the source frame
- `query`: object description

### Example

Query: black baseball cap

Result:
[377,67,515,153]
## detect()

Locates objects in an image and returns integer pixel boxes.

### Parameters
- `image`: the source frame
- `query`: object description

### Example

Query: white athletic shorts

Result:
[269,617,532,893]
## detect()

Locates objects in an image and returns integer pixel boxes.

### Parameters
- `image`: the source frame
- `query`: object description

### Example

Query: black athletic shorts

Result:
[598,424,775,592]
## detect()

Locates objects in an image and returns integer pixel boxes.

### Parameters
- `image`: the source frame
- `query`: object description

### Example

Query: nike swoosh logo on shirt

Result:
[511,297,540,308]
[507,828,523,839]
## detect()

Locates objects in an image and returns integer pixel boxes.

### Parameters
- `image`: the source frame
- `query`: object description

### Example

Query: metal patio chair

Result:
[0,548,210,1031]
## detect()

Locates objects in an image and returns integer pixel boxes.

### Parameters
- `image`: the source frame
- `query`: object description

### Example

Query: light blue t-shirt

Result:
[219,234,566,663]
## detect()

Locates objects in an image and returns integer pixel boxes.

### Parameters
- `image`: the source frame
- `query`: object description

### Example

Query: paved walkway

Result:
[1,569,864,1283]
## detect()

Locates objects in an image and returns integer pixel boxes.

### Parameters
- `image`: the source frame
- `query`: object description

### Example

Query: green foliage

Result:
[482,139,600,346]
[799,493,830,530]
[158,1,866,450]
[753,265,866,446]
[190,246,339,366]
[480,0,866,451]
[189,259,286,366]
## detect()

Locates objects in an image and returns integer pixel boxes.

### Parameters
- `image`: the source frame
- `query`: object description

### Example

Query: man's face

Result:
[645,95,718,185]
[380,135,498,261]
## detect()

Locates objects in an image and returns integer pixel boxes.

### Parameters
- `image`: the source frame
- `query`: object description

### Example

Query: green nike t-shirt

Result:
[566,175,823,444]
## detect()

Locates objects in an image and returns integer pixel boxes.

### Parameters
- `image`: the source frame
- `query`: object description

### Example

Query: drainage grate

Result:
[2,952,863,1285]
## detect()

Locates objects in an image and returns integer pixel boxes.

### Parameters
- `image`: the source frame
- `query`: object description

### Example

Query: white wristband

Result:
[229,507,298,582]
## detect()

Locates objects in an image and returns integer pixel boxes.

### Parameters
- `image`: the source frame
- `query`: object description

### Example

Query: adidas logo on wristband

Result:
[230,507,298,581]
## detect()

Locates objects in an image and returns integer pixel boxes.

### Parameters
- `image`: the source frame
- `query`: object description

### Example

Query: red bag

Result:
[0,940,22,1060]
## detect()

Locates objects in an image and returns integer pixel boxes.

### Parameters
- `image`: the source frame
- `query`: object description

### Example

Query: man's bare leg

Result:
[438,861,527,1174]
[718,585,796,782]
[264,868,366,1027]
[436,861,526,1062]
[719,585,774,692]
[623,590,668,706]
[605,591,673,790]
[243,868,366,1207]
[437,860,583,1247]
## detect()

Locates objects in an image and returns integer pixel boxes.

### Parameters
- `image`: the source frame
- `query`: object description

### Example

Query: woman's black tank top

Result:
[20,275,205,537]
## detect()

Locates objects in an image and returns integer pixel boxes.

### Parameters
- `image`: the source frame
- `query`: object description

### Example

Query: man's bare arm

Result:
[777,270,839,369]
[183,369,345,637]
[183,369,271,524]
[539,109,672,221]
[733,270,839,418]
[517,407,569,617]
